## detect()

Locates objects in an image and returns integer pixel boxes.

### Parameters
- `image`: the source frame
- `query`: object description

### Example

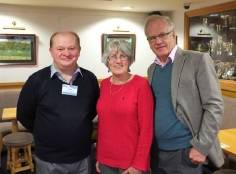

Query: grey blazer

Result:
[148,47,224,168]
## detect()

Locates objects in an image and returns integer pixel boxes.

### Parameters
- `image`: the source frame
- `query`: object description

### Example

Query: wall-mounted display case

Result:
[188,14,235,59]
[184,1,236,98]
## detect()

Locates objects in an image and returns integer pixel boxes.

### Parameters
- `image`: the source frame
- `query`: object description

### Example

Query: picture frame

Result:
[101,34,136,60]
[0,34,36,65]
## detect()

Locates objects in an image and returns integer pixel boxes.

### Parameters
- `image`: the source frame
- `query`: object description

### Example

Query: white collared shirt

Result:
[50,64,83,85]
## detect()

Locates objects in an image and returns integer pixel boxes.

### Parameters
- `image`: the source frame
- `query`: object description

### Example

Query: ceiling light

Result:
[122,6,133,10]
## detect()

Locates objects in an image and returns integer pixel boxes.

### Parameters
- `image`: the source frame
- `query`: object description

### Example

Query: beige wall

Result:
[0,0,233,83]
[0,5,155,82]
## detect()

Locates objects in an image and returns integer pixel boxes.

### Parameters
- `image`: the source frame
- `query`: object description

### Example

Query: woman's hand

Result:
[122,167,142,174]
[96,161,101,173]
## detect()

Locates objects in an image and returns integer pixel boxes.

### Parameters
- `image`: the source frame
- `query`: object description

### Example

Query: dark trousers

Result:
[35,155,91,174]
[151,148,202,174]
[99,164,124,174]
[99,163,150,174]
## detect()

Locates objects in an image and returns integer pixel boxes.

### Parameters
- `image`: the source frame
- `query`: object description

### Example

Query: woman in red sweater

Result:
[96,39,154,174]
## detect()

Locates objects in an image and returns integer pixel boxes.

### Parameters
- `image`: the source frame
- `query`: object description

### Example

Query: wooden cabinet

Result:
[184,1,236,98]
[220,80,236,98]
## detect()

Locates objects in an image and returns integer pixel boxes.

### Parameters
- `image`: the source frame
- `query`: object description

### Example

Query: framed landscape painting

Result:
[0,34,36,65]
[101,34,136,60]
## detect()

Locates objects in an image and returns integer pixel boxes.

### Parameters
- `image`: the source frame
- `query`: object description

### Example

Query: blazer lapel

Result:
[171,47,187,109]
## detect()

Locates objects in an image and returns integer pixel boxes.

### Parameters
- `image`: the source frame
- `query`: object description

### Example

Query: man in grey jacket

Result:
[144,15,224,174]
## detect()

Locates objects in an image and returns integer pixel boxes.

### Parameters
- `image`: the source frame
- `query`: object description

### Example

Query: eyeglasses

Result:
[108,54,128,62]
[147,31,173,42]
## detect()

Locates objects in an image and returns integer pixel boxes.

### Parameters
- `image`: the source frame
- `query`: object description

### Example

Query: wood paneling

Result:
[220,80,236,98]
[0,82,24,90]
[1,79,236,97]
[0,80,103,90]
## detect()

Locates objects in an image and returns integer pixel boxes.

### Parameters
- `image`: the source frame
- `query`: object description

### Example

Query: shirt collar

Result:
[50,64,83,84]
[154,45,178,67]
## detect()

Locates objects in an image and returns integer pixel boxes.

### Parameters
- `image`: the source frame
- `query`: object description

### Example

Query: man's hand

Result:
[189,147,206,164]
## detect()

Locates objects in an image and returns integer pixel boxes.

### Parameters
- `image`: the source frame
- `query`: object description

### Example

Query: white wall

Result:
[0,5,155,83]
[0,0,233,83]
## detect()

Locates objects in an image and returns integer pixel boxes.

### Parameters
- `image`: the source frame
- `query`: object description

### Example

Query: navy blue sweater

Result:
[17,66,99,163]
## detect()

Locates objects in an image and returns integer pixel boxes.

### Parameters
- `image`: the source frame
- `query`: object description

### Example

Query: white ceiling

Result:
[0,0,207,12]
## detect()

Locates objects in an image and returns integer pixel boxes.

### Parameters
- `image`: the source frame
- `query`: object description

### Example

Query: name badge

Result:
[62,84,78,96]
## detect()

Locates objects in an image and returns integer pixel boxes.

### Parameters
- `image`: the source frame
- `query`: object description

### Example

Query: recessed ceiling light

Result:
[122,6,133,10]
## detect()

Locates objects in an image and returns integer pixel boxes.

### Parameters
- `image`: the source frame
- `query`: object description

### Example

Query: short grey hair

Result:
[102,39,134,67]
[144,15,175,36]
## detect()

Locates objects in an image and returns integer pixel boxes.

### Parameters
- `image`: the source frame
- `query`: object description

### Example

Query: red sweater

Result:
[96,75,154,171]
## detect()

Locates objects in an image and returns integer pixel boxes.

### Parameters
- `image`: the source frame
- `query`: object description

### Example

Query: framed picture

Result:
[101,34,136,60]
[0,34,36,65]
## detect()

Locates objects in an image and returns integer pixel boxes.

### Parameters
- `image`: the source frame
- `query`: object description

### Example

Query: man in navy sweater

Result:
[145,15,224,174]
[17,31,99,174]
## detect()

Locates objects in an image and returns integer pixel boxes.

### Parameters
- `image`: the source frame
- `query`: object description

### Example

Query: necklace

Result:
[109,74,133,96]
[109,83,124,96]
